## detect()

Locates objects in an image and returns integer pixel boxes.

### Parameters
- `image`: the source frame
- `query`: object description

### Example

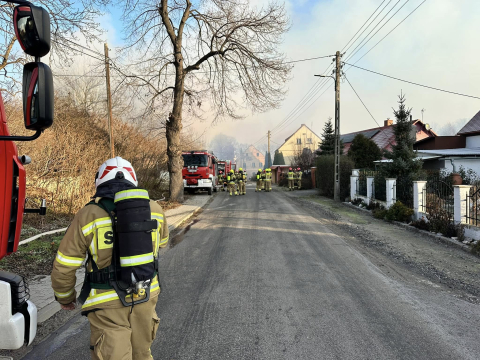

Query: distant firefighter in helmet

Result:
[237,168,246,195]
[265,168,272,192]
[51,157,169,360]
[295,167,303,190]
[287,167,295,191]
[256,168,262,192]
[227,169,236,196]
[218,170,225,191]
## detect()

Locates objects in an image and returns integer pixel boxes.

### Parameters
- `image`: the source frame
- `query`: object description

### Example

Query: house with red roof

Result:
[341,118,436,154]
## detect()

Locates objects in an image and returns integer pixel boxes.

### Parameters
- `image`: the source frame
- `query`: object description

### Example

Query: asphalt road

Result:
[23,184,480,359]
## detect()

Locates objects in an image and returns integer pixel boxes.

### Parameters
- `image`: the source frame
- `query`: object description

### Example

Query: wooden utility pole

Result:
[333,51,342,202]
[104,43,115,158]
[267,130,271,167]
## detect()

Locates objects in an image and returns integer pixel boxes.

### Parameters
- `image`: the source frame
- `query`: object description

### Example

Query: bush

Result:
[366,200,382,211]
[472,241,480,256]
[351,198,363,206]
[385,201,414,222]
[411,218,429,231]
[316,155,354,200]
[373,207,387,219]
[425,194,455,236]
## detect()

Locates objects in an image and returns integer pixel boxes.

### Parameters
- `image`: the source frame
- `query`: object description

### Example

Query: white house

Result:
[414,110,480,174]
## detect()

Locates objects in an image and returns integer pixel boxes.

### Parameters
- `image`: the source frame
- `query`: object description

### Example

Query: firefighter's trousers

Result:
[265,180,272,192]
[288,179,295,190]
[297,179,302,190]
[261,180,265,190]
[256,180,262,192]
[228,182,237,195]
[238,181,246,194]
[88,296,159,360]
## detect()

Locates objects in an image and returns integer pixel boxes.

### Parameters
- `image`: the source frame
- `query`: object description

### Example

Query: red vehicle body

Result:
[0,97,26,260]
[217,160,232,175]
[0,2,54,349]
[182,150,219,195]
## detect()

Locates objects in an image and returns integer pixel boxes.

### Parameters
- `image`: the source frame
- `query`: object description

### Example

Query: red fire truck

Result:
[182,150,219,195]
[0,2,53,349]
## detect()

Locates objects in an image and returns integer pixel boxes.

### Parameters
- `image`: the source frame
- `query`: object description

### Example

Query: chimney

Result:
[384,119,393,127]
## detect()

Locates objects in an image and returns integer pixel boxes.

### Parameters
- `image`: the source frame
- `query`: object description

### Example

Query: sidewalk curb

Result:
[36,196,212,324]
[341,202,473,254]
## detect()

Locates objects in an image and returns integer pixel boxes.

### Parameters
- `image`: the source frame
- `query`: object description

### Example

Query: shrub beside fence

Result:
[316,155,354,200]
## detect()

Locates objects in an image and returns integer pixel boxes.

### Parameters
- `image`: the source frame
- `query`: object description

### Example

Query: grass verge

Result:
[0,232,65,279]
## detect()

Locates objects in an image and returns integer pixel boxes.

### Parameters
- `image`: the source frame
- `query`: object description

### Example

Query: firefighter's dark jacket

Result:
[51,197,169,310]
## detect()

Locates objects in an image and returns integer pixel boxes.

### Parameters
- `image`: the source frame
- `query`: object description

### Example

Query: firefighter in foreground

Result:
[227,169,237,196]
[288,167,295,190]
[255,168,262,192]
[237,168,246,195]
[265,168,272,192]
[296,167,303,190]
[51,157,169,360]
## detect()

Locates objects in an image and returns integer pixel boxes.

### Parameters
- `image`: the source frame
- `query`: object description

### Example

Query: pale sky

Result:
[56,0,480,151]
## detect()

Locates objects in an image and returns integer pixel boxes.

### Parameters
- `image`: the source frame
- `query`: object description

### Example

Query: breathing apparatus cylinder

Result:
[114,189,157,295]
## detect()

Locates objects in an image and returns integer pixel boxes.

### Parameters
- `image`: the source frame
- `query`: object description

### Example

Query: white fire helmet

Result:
[95,156,138,188]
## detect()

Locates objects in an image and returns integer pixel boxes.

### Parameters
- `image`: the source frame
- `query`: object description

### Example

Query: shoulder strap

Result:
[87,198,116,214]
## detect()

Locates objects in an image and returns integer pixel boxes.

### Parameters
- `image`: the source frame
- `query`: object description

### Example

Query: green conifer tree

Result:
[318,118,335,155]
[273,150,285,165]
[383,93,421,177]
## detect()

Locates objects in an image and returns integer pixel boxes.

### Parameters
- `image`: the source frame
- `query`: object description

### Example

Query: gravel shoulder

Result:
[285,190,480,305]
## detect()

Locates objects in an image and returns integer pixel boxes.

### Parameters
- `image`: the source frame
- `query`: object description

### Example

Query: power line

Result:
[344,0,402,63]
[273,81,334,137]
[345,63,480,100]
[270,59,336,135]
[52,39,105,62]
[346,0,412,63]
[61,38,105,58]
[343,74,380,127]
[349,0,427,67]
[343,0,395,56]
[341,0,388,53]
[269,1,396,144]
[270,77,328,133]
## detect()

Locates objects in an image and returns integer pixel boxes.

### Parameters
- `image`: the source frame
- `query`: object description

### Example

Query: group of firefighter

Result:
[217,167,303,195]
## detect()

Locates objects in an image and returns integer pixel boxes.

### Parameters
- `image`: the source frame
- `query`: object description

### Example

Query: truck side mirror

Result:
[22,62,54,131]
[14,4,51,58]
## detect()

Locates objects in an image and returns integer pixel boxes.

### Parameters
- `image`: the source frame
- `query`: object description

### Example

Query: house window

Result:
[297,138,302,145]
[243,163,246,169]
[307,138,312,144]
[252,162,256,167]
[256,153,259,156]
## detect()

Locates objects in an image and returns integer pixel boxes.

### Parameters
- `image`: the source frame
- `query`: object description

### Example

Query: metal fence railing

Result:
[466,186,480,226]
[421,179,454,218]
[374,175,386,201]
[394,176,414,209]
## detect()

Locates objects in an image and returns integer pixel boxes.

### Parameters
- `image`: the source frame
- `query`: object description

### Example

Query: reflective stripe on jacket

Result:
[51,198,169,310]
[288,171,294,180]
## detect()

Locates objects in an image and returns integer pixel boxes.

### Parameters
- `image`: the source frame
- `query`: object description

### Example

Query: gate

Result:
[421,179,454,218]
[394,176,414,209]
[466,187,480,226]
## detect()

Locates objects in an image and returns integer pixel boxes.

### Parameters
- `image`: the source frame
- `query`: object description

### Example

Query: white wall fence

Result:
[350,170,480,238]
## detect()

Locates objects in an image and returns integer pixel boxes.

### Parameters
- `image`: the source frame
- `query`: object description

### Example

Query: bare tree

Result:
[109,0,291,201]
[0,1,108,95]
